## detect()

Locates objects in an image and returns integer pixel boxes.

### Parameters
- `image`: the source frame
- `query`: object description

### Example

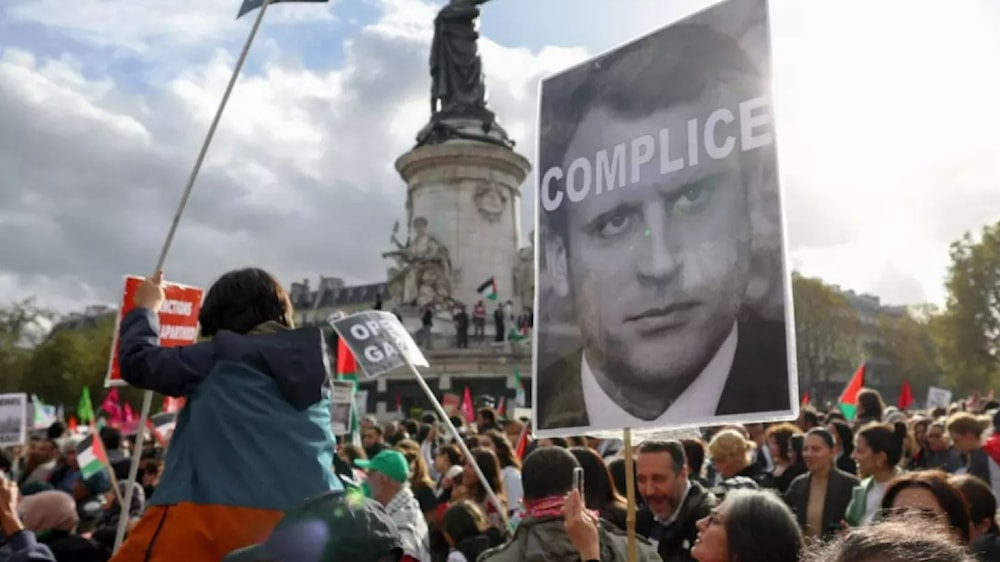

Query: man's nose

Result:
[636,204,682,284]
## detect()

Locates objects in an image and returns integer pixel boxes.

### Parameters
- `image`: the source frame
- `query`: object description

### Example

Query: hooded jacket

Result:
[110,308,341,562]
[478,515,660,562]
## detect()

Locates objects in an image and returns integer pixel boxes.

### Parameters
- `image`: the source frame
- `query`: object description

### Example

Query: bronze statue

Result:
[417,0,513,148]
[430,0,491,117]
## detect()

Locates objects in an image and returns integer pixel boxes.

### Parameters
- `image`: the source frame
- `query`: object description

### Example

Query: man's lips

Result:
[628,302,700,321]
[626,302,699,332]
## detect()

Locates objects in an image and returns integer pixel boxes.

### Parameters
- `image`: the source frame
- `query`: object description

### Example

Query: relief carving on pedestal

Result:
[473,180,507,224]
[383,216,457,312]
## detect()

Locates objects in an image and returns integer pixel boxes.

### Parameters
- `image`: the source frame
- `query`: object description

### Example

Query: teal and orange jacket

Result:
[110,308,342,562]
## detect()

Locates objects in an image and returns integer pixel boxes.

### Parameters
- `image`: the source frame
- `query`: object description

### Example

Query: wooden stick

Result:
[624,428,637,562]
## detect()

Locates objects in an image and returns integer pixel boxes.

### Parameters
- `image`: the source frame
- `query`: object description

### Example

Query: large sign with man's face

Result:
[532,0,797,437]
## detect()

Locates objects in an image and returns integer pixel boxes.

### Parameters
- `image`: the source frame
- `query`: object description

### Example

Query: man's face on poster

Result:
[553,86,754,388]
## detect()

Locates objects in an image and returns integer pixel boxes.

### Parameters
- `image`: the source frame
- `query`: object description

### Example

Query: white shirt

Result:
[501,465,523,514]
[862,481,888,525]
[581,323,738,431]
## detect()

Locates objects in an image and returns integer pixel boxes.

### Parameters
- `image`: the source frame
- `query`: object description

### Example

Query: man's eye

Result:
[596,213,635,238]
[672,184,710,214]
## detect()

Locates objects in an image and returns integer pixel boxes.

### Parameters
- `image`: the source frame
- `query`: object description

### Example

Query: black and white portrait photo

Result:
[532,0,797,436]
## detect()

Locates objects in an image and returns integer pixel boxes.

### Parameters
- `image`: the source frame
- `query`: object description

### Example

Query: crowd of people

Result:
[0,268,996,562]
[2,388,1000,562]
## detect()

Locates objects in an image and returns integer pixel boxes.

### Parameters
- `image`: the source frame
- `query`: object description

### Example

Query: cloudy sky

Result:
[1,0,998,313]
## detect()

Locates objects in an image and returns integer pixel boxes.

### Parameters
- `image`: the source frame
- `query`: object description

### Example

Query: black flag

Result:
[237,0,328,19]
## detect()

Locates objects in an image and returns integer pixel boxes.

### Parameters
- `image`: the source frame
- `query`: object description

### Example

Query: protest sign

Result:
[532,0,795,437]
[926,387,953,410]
[330,381,355,436]
[330,311,428,379]
[355,390,368,416]
[106,275,204,387]
[0,394,27,446]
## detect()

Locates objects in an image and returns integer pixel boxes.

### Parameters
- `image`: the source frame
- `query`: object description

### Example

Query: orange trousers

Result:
[109,502,284,562]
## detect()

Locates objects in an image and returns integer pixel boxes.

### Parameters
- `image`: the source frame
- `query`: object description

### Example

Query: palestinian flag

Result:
[839,363,866,421]
[477,277,498,301]
[514,367,526,407]
[336,338,360,439]
[76,434,108,480]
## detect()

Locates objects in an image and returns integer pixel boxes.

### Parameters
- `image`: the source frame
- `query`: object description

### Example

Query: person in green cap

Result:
[356,450,431,562]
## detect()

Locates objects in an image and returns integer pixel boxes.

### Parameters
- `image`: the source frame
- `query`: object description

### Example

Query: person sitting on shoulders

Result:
[110,268,342,562]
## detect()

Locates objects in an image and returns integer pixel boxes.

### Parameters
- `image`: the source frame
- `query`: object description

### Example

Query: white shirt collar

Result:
[582,322,738,431]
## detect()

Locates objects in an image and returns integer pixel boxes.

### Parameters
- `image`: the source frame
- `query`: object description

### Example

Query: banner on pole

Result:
[532,0,796,437]
[0,394,27,446]
[330,380,355,436]
[329,311,428,379]
[105,275,204,387]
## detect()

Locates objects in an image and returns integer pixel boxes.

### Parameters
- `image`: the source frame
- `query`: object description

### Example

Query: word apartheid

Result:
[159,324,198,340]
[541,96,773,213]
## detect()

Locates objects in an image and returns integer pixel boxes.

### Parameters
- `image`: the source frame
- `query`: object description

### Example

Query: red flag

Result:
[838,363,866,420]
[898,380,915,410]
[462,387,475,423]
[497,396,506,417]
[801,392,810,407]
[395,393,403,418]
[336,339,358,377]
[67,416,78,433]
[515,421,531,459]
[100,388,123,423]
[124,403,136,424]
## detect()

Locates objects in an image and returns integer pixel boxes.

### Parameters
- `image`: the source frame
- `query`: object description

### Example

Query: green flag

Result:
[78,387,95,424]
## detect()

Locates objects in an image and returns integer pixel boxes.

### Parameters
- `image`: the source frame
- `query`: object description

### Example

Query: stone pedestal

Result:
[395,126,532,311]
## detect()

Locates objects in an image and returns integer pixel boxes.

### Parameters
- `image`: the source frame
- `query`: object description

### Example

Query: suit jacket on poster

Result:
[536,314,790,431]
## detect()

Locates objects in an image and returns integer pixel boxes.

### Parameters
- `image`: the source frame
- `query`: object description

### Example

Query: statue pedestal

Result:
[395,132,531,311]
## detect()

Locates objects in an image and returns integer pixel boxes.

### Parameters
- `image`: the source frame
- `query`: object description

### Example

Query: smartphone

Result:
[573,467,585,495]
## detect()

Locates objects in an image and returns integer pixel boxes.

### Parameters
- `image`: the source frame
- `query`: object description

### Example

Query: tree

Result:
[23,315,116,408]
[872,307,941,394]
[0,299,56,393]
[934,222,1000,392]
[792,274,862,400]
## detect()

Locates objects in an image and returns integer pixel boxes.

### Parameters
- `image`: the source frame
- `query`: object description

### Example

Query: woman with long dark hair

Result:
[881,470,972,544]
[110,269,341,562]
[691,489,803,562]
[569,447,628,530]
[485,431,523,516]
[845,422,907,526]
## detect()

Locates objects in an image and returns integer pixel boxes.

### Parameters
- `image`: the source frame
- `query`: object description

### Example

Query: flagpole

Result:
[113,0,274,552]
[405,361,508,529]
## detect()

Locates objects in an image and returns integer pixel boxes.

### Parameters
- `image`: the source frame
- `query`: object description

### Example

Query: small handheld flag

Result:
[477,277,498,301]
[77,434,109,480]
[237,0,329,19]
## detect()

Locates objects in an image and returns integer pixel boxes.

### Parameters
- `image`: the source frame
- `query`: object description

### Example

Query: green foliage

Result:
[934,222,1000,393]
[872,307,941,394]
[23,315,116,410]
[792,273,862,392]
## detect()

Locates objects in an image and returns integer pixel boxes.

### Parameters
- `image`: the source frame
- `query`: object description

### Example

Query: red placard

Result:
[105,275,204,387]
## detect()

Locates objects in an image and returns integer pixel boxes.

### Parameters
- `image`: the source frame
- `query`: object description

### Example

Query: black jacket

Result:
[784,468,859,539]
[635,480,718,562]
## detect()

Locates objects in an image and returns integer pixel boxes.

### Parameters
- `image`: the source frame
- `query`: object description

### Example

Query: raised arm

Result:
[118,308,215,396]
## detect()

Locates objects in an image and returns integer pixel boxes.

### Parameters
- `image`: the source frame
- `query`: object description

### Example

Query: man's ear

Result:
[544,235,570,298]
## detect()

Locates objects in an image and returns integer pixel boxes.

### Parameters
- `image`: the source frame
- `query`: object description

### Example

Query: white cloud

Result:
[1,0,998,316]
[0,0,582,313]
